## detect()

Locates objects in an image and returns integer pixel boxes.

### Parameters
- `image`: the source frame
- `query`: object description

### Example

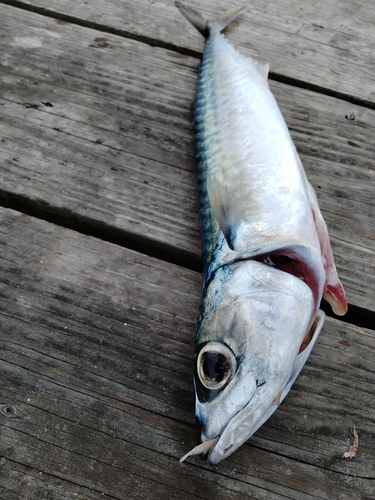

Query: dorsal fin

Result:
[253,61,270,80]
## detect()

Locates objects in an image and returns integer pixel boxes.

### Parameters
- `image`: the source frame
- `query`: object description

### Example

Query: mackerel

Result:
[176,2,347,465]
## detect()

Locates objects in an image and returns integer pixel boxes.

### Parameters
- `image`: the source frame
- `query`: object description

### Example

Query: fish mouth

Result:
[179,430,240,465]
[182,388,261,465]
[178,416,221,463]
[179,403,251,464]
[179,437,219,464]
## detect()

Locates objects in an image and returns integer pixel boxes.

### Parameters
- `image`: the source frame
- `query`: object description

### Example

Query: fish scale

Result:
[195,26,319,270]
[176,2,347,465]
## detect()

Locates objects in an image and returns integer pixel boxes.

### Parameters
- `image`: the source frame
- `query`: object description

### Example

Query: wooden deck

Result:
[1,1,374,498]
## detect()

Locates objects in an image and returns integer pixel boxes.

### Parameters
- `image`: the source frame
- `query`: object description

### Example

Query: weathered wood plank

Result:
[0,4,374,314]
[0,3,200,261]
[6,0,375,105]
[1,208,374,499]
[2,461,114,500]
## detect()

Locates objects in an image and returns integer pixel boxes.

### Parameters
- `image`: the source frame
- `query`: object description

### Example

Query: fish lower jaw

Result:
[199,416,246,464]
[194,432,232,465]
[202,391,282,464]
[207,438,236,465]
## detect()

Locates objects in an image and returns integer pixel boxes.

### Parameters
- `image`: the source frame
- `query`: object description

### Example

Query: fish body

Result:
[176,3,347,465]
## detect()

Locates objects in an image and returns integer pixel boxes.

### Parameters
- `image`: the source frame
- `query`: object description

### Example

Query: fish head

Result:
[194,259,319,464]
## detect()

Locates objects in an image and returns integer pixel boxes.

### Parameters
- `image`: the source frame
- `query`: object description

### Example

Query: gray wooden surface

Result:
[1,1,374,499]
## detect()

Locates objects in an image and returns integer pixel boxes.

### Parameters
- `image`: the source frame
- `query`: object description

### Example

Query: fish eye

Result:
[197,342,236,390]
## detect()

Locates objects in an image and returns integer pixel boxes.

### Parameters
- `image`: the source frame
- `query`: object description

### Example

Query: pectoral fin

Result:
[307,182,348,315]
[207,173,239,250]
[293,310,325,374]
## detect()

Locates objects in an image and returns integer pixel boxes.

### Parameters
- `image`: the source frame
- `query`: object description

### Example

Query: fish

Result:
[175,2,347,465]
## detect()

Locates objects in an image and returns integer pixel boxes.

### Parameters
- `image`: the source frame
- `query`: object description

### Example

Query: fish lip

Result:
[203,427,237,465]
[197,416,231,464]
[206,437,235,465]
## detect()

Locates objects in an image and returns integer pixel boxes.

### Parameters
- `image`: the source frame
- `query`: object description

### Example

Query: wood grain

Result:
[5,0,375,105]
[1,0,374,499]
[1,208,374,499]
[0,4,374,313]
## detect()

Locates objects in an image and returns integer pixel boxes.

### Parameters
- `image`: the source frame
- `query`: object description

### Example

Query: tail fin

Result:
[175,2,245,37]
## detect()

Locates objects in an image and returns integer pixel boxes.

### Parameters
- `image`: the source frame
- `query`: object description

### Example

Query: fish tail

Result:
[175,2,246,37]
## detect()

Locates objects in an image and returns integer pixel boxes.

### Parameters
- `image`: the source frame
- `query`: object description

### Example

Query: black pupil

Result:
[203,352,229,382]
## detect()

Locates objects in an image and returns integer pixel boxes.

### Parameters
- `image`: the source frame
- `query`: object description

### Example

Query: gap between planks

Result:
[1,0,375,111]
[1,188,374,333]
[1,206,374,499]
[0,1,374,331]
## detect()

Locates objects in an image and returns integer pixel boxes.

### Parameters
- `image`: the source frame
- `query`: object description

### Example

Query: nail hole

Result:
[1,405,15,416]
